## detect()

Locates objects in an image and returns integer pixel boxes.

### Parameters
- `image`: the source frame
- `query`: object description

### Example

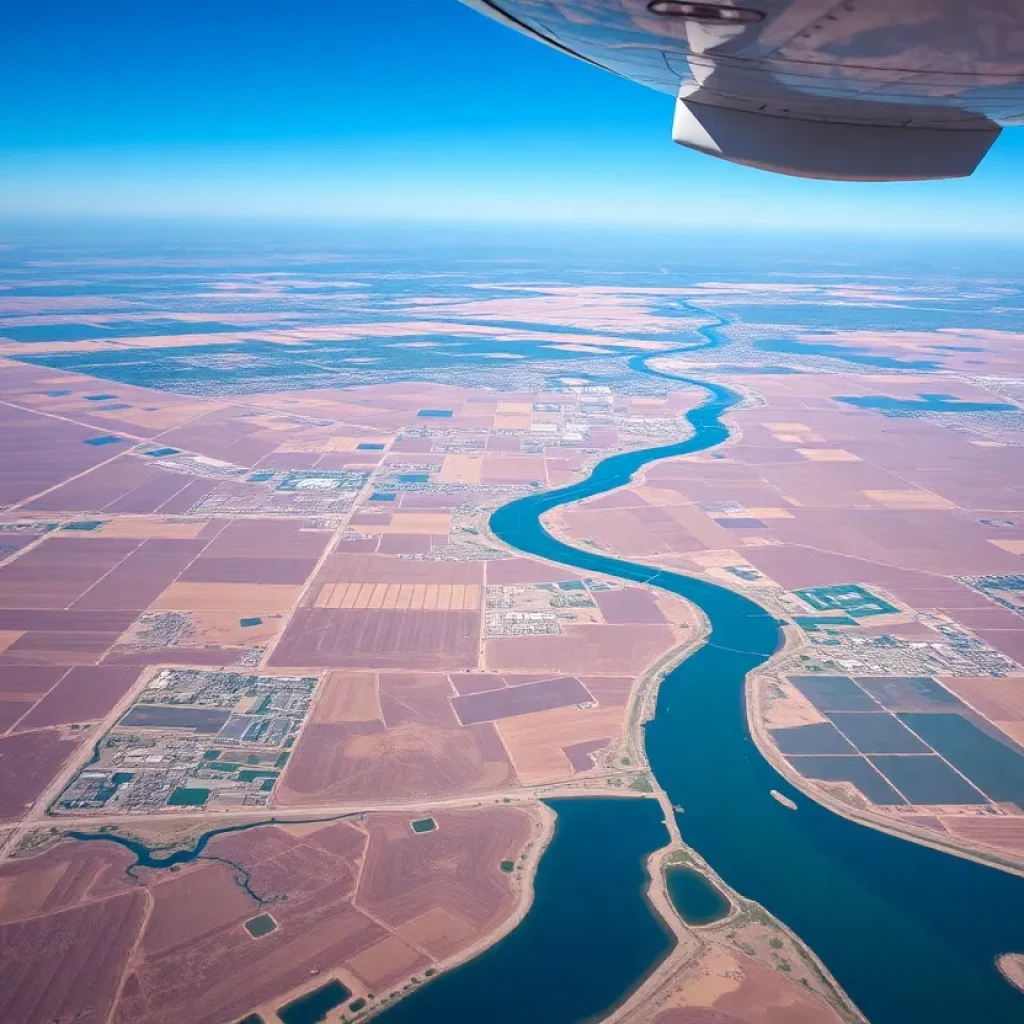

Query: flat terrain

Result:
[0,358,697,830]
[5,242,1024,1021]
[0,806,540,1024]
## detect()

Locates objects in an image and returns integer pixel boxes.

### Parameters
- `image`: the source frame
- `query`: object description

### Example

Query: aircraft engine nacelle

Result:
[462,0,1024,180]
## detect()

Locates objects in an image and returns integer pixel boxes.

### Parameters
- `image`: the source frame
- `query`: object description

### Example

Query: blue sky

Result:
[2,0,1022,235]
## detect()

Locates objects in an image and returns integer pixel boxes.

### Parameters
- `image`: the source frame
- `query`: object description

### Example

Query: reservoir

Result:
[278,979,351,1024]
[375,798,673,1023]
[664,864,730,926]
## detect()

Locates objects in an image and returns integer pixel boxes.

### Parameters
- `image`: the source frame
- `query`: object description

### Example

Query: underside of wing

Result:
[463,0,1024,180]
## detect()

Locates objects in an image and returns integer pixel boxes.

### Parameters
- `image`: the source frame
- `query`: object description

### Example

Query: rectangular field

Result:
[827,712,931,754]
[787,675,880,713]
[786,755,906,805]
[898,712,1024,808]
[313,582,481,611]
[768,723,857,755]
[868,755,988,805]
[451,675,593,725]
[854,676,965,712]
[270,608,480,670]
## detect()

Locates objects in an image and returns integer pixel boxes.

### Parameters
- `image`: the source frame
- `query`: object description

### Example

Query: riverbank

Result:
[372,797,678,1023]
[260,801,558,1024]
[746,637,1024,881]
[487,373,1024,1022]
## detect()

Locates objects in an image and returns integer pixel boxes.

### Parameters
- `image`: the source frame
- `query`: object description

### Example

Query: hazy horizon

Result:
[4,0,1024,237]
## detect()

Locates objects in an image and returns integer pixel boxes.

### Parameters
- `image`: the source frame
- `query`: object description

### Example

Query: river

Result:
[488,362,1024,1022]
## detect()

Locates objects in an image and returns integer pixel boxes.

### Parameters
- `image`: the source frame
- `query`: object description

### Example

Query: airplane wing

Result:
[461,0,1024,180]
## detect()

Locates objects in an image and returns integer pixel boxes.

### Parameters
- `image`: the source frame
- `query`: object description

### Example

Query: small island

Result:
[996,953,1024,994]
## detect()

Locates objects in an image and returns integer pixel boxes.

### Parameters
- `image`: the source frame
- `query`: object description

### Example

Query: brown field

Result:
[486,623,678,675]
[176,608,283,647]
[449,671,508,695]
[150,581,300,613]
[0,805,533,1024]
[355,806,535,952]
[0,400,132,506]
[485,557,585,586]
[939,815,1024,855]
[398,905,478,959]
[359,511,452,535]
[595,588,667,624]
[0,729,84,822]
[938,677,1024,727]
[577,676,636,707]
[199,519,332,560]
[309,670,381,722]
[13,665,140,729]
[103,647,244,668]
[71,542,203,611]
[24,457,184,515]
[480,455,547,485]
[346,933,428,989]
[997,954,1024,995]
[0,536,141,609]
[0,629,121,666]
[0,665,68,699]
[439,454,483,483]
[797,448,863,463]
[0,698,33,731]
[376,534,432,554]
[94,517,210,539]
[274,674,521,806]
[270,608,479,670]
[632,945,844,1024]
[495,705,624,784]
[564,737,612,771]
[556,506,694,558]
[0,891,148,1024]
[314,581,481,611]
[760,679,829,730]
[314,552,482,585]
[142,860,256,954]
[452,675,594,725]
[278,717,516,804]
[179,556,317,585]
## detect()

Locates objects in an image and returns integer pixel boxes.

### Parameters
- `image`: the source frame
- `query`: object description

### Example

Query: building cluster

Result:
[484,581,602,637]
[55,669,319,815]
[803,613,1019,678]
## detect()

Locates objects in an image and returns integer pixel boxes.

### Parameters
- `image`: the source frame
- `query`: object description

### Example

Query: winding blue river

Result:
[489,370,1024,1023]
[375,312,1024,1022]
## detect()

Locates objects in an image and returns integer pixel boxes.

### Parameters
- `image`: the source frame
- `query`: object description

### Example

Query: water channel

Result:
[491,315,1024,1021]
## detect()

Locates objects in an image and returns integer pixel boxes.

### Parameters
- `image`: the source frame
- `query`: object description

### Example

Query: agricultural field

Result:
[0,355,694,833]
[0,805,542,1024]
